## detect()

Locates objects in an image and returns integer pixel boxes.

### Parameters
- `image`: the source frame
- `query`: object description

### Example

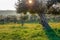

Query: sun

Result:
[28,0,32,4]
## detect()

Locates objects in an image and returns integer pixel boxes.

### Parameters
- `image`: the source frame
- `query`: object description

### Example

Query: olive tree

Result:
[20,13,28,26]
[15,0,60,29]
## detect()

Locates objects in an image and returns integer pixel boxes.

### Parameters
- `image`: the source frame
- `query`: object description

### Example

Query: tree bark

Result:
[21,19,24,26]
[38,13,51,30]
[38,12,60,40]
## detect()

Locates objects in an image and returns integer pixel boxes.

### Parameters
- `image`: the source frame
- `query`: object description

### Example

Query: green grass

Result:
[0,23,60,40]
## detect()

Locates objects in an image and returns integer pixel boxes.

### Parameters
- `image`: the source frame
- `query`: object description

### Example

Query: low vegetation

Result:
[0,23,60,40]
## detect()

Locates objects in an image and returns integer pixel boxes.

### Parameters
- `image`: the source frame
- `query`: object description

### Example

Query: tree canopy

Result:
[16,0,60,15]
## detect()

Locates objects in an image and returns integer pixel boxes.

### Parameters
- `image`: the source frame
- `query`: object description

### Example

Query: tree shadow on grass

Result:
[43,26,60,40]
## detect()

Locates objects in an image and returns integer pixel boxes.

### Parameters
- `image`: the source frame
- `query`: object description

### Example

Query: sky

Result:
[0,0,48,10]
[0,0,17,10]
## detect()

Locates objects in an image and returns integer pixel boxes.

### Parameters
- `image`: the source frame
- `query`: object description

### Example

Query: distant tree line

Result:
[0,14,60,24]
[0,14,39,24]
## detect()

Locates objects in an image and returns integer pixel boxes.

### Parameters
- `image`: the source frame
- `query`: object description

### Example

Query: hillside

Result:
[0,10,18,16]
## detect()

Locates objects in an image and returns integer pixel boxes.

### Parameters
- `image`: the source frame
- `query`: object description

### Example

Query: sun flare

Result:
[29,0,32,4]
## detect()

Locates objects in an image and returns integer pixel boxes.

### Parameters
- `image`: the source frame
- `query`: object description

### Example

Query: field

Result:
[0,23,60,40]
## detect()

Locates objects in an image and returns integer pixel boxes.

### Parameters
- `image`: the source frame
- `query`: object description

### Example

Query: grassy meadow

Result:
[0,23,60,40]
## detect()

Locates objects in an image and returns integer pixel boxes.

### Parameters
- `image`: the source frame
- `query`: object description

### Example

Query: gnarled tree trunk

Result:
[38,12,50,30]
[38,12,60,40]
